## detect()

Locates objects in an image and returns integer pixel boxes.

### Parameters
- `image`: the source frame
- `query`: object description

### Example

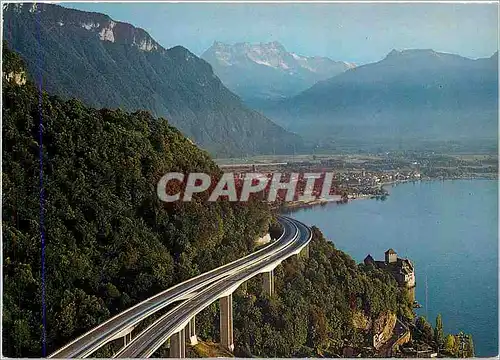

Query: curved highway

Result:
[49,216,305,358]
[114,217,311,358]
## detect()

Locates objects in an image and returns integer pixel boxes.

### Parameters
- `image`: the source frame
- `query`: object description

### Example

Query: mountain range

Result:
[258,49,498,152]
[4,3,497,155]
[2,3,303,157]
[202,41,354,104]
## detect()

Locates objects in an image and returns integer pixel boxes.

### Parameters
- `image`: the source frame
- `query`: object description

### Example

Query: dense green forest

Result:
[2,42,271,357]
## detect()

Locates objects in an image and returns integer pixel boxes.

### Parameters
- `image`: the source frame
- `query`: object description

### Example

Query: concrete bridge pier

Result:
[123,332,132,347]
[262,269,275,296]
[185,317,198,345]
[110,325,135,350]
[219,294,234,352]
[169,329,186,358]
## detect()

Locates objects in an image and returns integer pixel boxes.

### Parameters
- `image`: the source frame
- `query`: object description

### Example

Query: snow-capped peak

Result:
[204,41,354,76]
[201,41,357,101]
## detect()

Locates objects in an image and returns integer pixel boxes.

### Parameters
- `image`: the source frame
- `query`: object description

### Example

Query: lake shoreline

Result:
[286,179,498,357]
[280,194,372,213]
[282,176,497,214]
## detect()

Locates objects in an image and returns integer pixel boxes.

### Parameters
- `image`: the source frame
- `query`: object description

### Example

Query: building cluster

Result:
[364,249,416,290]
[338,170,421,188]
[221,162,422,203]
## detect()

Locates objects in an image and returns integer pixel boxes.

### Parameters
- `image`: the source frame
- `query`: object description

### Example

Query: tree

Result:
[435,313,444,349]
[465,334,474,357]
[415,316,434,344]
[444,334,456,355]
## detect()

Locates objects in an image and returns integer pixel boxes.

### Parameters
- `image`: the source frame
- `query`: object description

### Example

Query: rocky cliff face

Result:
[4,70,26,85]
[5,3,160,52]
[352,310,408,351]
[373,312,397,350]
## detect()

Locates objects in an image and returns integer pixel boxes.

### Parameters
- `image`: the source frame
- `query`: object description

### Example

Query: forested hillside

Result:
[2,42,272,357]
[3,3,303,157]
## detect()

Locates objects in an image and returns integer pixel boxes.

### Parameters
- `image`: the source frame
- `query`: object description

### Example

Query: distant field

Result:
[451,154,498,161]
[214,153,384,165]
[215,153,498,166]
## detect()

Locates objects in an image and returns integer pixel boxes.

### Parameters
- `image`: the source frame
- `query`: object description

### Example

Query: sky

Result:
[65,2,498,64]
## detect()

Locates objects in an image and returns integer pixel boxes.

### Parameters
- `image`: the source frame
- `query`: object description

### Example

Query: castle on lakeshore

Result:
[364,249,416,289]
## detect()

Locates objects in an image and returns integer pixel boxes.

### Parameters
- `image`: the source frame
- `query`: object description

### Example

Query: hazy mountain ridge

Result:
[3,3,303,157]
[259,48,498,152]
[202,41,354,103]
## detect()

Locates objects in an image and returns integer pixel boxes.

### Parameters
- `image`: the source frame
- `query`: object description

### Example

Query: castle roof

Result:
[385,248,396,255]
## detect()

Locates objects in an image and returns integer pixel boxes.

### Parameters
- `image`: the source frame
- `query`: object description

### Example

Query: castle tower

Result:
[364,254,375,265]
[385,248,397,264]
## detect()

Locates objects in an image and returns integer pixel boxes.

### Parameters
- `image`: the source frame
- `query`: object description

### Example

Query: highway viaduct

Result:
[49,217,311,359]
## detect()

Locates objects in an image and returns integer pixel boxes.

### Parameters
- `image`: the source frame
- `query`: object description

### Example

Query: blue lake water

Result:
[288,180,498,357]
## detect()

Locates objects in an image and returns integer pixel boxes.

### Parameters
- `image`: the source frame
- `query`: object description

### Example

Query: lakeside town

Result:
[217,152,498,209]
